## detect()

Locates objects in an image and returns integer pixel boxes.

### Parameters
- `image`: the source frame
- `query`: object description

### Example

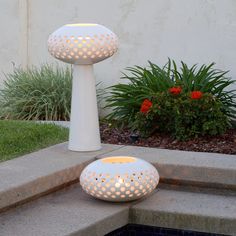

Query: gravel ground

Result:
[37,120,236,155]
[100,123,236,155]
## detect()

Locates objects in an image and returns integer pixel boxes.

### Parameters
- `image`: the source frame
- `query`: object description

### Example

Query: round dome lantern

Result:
[48,24,118,151]
[48,23,118,65]
[80,156,159,202]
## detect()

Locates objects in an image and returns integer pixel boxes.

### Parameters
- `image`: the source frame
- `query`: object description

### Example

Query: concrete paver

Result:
[0,143,123,211]
[0,185,235,236]
[0,184,129,236]
[98,145,236,190]
[0,142,236,235]
[131,189,236,235]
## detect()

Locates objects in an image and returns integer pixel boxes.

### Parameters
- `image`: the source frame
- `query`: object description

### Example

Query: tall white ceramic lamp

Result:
[48,24,118,151]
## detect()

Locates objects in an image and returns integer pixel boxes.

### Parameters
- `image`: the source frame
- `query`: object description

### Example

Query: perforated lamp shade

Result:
[48,24,118,151]
[80,156,159,202]
[48,23,118,65]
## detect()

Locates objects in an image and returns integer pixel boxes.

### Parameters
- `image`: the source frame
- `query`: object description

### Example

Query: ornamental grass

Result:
[0,64,104,121]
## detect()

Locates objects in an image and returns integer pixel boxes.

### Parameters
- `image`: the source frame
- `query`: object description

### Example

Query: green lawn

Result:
[0,120,69,162]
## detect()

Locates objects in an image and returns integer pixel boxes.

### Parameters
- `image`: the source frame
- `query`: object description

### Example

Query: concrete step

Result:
[98,145,236,190]
[0,143,236,212]
[0,143,123,212]
[0,184,130,236]
[0,184,235,236]
[131,187,236,236]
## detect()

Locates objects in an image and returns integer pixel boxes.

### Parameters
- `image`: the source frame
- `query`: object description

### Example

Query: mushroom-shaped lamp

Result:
[48,24,118,151]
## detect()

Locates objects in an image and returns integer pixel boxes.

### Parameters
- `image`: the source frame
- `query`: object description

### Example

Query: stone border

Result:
[0,142,123,212]
[0,185,235,235]
[130,188,236,235]
[0,142,235,212]
[97,145,236,191]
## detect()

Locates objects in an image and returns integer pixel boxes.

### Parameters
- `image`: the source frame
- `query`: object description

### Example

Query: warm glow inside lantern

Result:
[80,156,159,202]
[48,23,118,151]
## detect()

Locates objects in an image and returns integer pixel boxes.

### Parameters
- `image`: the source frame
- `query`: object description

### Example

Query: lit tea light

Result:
[80,156,159,202]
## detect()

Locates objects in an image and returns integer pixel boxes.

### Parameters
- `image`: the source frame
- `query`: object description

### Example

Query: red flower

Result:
[169,86,182,95]
[140,99,152,113]
[190,91,203,99]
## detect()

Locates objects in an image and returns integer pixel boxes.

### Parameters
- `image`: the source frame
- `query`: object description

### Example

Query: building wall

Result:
[0,0,20,87]
[0,0,236,90]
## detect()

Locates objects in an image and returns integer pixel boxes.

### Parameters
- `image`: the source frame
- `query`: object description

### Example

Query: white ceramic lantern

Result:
[80,156,159,202]
[48,24,118,151]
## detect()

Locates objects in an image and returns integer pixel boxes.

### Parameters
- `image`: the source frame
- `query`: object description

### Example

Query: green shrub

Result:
[105,61,174,124]
[134,92,229,140]
[0,64,72,120]
[171,61,236,119]
[106,60,236,140]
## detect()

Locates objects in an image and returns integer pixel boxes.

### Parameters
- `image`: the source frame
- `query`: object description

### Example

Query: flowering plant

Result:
[106,60,235,140]
[190,91,203,100]
[140,99,152,113]
[134,91,229,140]
[169,87,182,95]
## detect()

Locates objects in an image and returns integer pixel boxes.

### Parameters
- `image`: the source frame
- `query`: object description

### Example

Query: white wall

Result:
[0,0,20,87]
[0,0,236,90]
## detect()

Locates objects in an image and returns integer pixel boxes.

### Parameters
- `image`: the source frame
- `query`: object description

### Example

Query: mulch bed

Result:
[100,123,236,155]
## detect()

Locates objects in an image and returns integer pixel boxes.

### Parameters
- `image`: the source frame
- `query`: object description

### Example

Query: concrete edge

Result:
[97,145,236,191]
[0,143,123,212]
[153,163,236,191]
[0,163,88,213]
[126,188,236,235]
[1,185,234,236]
[129,207,235,235]
[70,208,130,236]
[0,142,236,211]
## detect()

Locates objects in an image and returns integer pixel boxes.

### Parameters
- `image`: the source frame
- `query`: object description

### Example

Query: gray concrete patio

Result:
[0,142,236,235]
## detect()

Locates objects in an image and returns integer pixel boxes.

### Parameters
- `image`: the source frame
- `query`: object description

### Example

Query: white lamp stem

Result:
[68,65,101,151]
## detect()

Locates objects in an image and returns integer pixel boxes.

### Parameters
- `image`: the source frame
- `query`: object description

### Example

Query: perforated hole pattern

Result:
[80,157,159,202]
[48,28,118,65]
